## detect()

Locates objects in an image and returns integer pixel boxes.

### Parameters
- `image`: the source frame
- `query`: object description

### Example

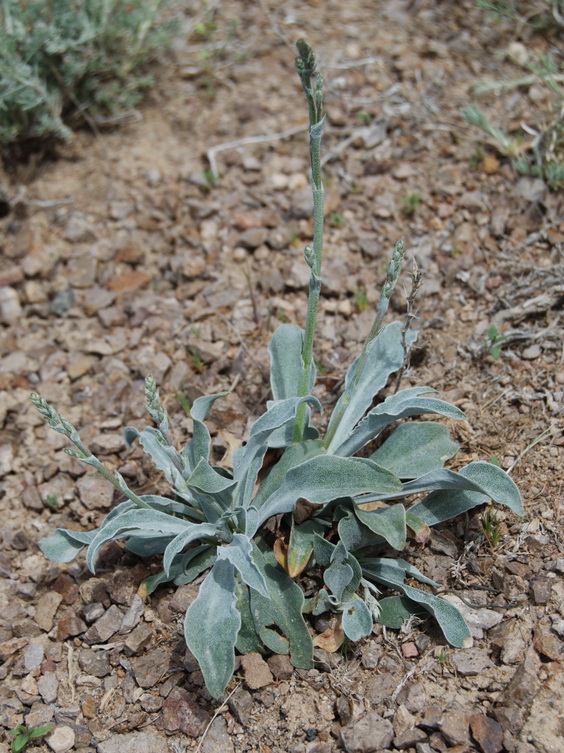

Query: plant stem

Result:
[293,40,326,442]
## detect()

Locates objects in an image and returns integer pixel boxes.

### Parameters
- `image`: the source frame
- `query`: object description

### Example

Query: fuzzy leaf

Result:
[377,596,428,629]
[370,422,459,478]
[286,519,325,577]
[184,559,240,698]
[254,455,402,531]
[407,461,524,522]
[253,439,325,509]
[335,387,466,457]
[123,425,139,449]
[341,597,373,641]
[125,534,174,556]
[182,392,228,470]
[138,426,186,485]
[39,528,95,563]
[87,509,192,573]
[354,503,406,551]
[269,323,313,399]
[361,557,440,589]
[362,558,471,647]
[163,523,219,576]
[233,396,322,508]
[235,578,264,655]
[249,547,313,669]
[217,534,268,597]
[324,560,354,602]
[326,322,417,453]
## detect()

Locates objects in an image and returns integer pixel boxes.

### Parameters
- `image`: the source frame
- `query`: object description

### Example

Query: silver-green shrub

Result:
[0,0,172,145]
[32,42,523,699]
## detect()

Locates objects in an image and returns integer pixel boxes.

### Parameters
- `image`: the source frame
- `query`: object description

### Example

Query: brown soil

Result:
[1,2,563,753]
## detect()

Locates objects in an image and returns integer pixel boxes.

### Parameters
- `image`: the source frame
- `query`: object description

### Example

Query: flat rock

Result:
[240,652,274,690]
[156,686,210,737]
[35,592,63,632]
[267,653,294,681]
[56,609,87,641]
[37,673,59,704]
[77,476,115,510]
[341,712,394,753]
[23,642,45,672]
[440,708,471,746]
[47,726,75,753]
[228,687,254,726]
[469,713,504,753]
[451,648,492,676]
[199,715,234,753]
[131,647,170,688]
[442,594,503,639]
[83,605,123,643]
[96,731,169,753]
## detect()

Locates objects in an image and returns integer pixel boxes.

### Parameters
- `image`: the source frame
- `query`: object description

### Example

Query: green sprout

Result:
[482,508,502,548]
[353,289,369,311]
[329,212,346,227]
[8,725,52,753]
[400,193,423,215]
[44,493,59,511]
[485,325,508,359]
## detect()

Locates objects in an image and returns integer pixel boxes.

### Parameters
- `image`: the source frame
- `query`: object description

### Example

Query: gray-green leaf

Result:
[184,559,240,698]
[370,422,459,478]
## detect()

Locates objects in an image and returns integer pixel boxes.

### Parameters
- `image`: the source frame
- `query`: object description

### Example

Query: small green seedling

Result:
[400,193,423,215]
[329,212,346,227]
[482,508,502,548]
[355,111,372,125]
[353,289,369,311]
[8,725,52,753]
[485,325,507,359]
[44,494,59,512]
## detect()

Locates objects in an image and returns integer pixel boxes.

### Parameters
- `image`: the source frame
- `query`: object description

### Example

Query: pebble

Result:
[156,686,210,736]
[0,444,14,477]
[442,594,503,639]
[240,652,274,689]
[451,648,492,676]
[37,673,59,704]
[96,731,169,753]
[124,623,152,655]
[0,286,22,324]
[199,715,235,753]
[522,344,541,360]
[56,609,87,641]
[440,708,471,746]
[267,653,294,681]
[78,649,111,678]
[77,476,115,510]
[469,713,504,753]
[47,726,75,753]
[35,592,63,632]
[341,711,394,753]
[228,687,254,726]
[131,647,170,688]
[119,595,145,634]
[84,605,124,643]
[23,642,45,673]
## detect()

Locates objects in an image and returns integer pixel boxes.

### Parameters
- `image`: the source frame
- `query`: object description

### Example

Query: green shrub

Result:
[0,0,172,146]
[32,42,523,700]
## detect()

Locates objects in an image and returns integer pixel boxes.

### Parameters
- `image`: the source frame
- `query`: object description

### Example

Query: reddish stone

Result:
[157,687,210,737]
[470,713,504,753]
[51,573,79,604]
[56,609,87,641]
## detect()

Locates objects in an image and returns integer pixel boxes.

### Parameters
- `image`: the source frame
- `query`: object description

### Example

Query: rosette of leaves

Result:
[32,41,523,699]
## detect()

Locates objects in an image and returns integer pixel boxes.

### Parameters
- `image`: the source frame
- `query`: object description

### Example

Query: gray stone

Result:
[64,215,97,243]
[228,687,254,726]
[96,731,169,753]
[24,642,45,673]
[0,444,14,477]
[124,623,152,655]
[440,708,471,746]
[341,712,394,753]
[239,227,268,249]
[395,728,428,750]
[84,605,123,643]
[396,681,426,713]
[131,647,170,688]
[77,476,115,510]
[119,595,145,634]
[363,672,398,706]
[82,603,105,624]
[451,648,492,676]
[47,725,75,753]
[199,715,234,753]
[442,594,503,639]
[0,286,22,324]
[78,649,111,678]
[37,673,59,704]
[240,652,273,690]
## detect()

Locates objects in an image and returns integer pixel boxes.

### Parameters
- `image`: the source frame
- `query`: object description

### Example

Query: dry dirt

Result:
[0,2,563,753]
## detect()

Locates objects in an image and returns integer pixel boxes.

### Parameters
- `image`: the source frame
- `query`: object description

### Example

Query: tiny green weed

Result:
[400,193,423,215]
[353,289,369,312]
[482,508,502,548]
[329,212,346,227]
[44,494,59,512]
[484,325,508,360]
[8,725,52,753]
